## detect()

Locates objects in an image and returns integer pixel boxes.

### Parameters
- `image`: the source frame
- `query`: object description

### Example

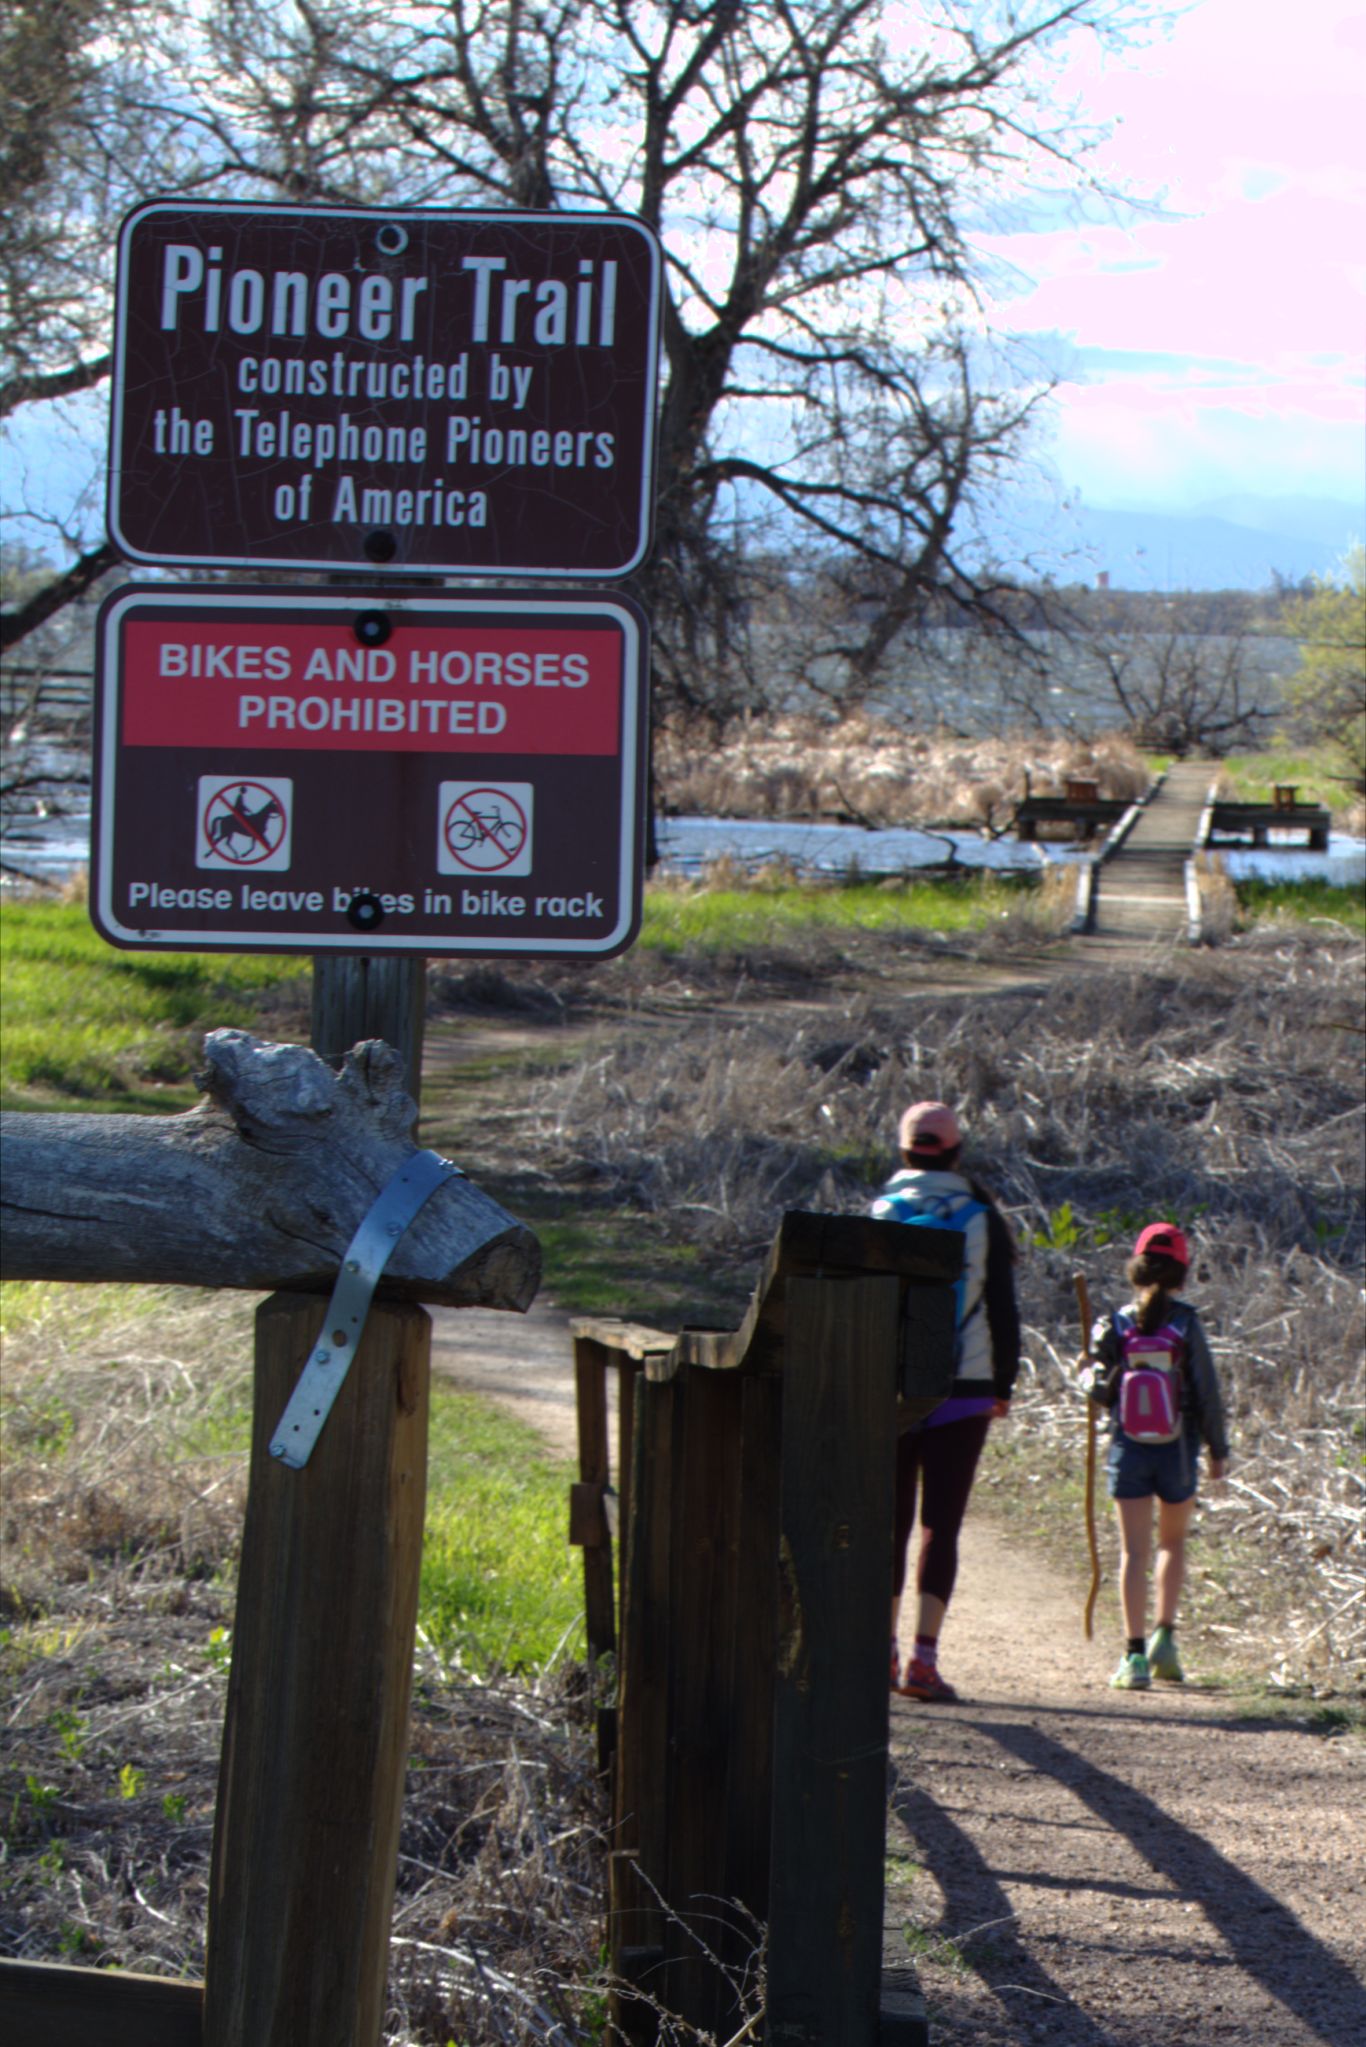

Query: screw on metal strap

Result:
[269,1149,462,1469]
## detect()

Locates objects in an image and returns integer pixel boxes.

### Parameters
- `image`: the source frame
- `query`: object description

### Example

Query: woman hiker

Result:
[871,1100,1020,1701]
[1083,1222,1231,1689]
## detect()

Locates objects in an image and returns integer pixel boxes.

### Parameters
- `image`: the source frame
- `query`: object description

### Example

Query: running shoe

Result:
[1147,1626,1185,1682]
[1110,1651,1151,1690]
[899,1658,959,1702]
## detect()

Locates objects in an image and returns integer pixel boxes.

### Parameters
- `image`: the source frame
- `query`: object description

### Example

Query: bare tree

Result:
[1043,590,1280,756]
[3,0,1136,712]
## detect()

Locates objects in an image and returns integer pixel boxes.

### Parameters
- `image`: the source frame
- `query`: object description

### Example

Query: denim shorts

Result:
[1106,1430,1196,1504]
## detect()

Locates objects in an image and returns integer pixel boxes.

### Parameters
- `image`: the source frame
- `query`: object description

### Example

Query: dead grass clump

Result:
[385,1666,607,2044]
[654,716,1152,828]
[1,1595,607,2043]
[1,1282,611,2043]
[527,940,1364,1687]
[1193,850,1238,944]
[1034,861,1084,934]
[1,1287,257,1617]
[429,964,568,1019]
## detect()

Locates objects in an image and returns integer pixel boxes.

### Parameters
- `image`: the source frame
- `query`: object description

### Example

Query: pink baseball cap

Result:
[898,1100,962,1154]
[1134,1221,1190,1268]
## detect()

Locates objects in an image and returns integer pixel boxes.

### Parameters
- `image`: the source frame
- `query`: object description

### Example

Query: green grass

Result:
[420,1386,583,1676]
[528,1214,734,1323]
[0,900,308,1107]
[1,880,1035,1105]
[1236,877,1366,935]
[638,871,1038,952]
[1,1280,583,1680]
[1219,745,1356,813]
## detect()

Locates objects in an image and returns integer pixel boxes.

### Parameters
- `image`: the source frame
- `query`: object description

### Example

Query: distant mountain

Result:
[983,495,1362,592]
[1187,493,1362,548]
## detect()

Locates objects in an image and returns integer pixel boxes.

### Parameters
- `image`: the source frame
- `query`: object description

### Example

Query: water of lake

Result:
[5,799,1362,894]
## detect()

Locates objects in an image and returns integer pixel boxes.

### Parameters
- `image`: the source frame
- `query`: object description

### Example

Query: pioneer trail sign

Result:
[90,585,648,957]
[108,201,661,576]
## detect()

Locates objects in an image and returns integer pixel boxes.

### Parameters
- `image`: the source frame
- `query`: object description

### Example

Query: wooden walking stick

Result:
[1075,1272,1102,1639]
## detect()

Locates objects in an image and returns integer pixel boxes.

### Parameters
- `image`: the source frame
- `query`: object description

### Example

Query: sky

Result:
[982,0,1366,521]
[3,0,1361,578]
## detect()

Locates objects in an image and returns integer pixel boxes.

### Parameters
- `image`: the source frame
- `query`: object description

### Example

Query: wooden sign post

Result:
[204,1293,430,2047]
[0,1033,539,2047]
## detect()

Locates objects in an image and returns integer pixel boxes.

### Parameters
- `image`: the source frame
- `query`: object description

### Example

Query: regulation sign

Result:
[90,585,648,957]
[108,201,661,577]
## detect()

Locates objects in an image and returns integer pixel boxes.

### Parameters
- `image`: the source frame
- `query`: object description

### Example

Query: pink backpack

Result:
[1115,1312,1187,1444]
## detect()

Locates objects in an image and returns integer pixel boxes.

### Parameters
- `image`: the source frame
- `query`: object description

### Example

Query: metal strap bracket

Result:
[269,1149,462,1469]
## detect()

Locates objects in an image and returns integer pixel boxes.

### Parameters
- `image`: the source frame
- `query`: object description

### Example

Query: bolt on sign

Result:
[90,586,649,957]
[108,202,661,576]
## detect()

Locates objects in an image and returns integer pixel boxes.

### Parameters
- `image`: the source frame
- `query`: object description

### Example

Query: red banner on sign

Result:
[119,621,621,754]
[91,584,648,959]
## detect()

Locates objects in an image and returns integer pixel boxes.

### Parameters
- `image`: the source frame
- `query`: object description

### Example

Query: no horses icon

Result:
[198,776,294,871]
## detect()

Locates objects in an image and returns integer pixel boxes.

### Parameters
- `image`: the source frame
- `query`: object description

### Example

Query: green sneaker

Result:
[1147,1627,1185,1682]
[1110,1651,1151,1690]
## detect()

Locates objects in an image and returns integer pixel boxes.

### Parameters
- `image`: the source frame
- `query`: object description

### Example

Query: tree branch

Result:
[0,543,117,651]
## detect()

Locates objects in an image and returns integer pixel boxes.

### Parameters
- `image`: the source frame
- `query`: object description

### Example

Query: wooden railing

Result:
[570,1210,962,2046]
[0,1034,538,2047]
[1204,798,1331,850]
[1013,793,1130,841]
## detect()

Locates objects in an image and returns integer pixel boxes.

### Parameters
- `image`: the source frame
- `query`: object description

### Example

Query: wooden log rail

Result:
[0,1032,541,2047]
[0,1028,534,1304]
[570,1210,962,2046]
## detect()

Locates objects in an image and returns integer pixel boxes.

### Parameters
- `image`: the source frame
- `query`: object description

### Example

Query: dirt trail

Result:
[430,1302,1365,2047]
[888,1518,1366,2046]
[426,768,1364,2041]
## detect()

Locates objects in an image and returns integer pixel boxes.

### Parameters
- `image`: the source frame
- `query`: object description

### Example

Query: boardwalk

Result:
[1082,757,1215,949]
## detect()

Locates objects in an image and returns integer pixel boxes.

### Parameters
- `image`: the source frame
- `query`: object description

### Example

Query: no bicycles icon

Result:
[437,782,533,877]
[197,776,293,871]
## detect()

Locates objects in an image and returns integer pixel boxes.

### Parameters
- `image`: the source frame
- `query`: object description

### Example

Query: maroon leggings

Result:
[891,1412,992,1604]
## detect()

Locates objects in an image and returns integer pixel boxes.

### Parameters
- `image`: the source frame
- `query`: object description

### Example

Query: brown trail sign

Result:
[108,202,661,579]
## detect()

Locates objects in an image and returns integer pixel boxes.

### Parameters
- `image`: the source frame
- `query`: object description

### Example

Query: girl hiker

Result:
[1084,1222,1230,1690]
[871,1100,1020,1702]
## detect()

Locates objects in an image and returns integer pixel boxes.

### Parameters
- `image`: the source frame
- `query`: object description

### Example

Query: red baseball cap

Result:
[1134,1221,1190,1268]
[898,1101,962,1154]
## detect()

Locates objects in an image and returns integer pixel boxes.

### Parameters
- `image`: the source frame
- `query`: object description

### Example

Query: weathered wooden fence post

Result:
[766,1274,900,2045]
[0,1031,540,2047]
[584,1213,960,2047]
[203,1292,430,2047]
[311,955,426,1098]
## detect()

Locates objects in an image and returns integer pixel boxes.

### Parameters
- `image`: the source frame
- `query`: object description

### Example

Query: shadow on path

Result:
[980,1716,1366,2047]
[892,1712,1366,2047]
[890,1762,1124,2046]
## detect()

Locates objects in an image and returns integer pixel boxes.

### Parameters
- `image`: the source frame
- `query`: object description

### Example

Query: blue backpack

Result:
[872,1184,987,1366]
